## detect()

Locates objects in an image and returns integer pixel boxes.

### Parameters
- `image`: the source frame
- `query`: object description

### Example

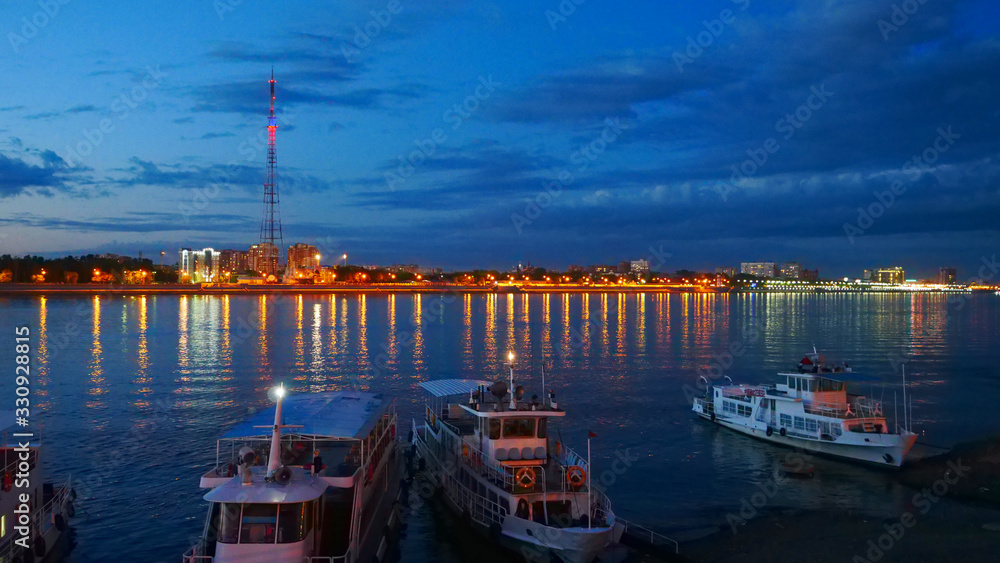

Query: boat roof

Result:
[222,391,385,440]
[204,467,328,503]
[419,379,491,398]
[779,371,884,383]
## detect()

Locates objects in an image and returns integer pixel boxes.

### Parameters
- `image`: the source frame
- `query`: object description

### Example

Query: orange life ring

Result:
[515,467,536,488]
[566,465,586,488]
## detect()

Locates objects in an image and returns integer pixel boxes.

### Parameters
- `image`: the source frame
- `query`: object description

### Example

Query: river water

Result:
[1,291,998,562]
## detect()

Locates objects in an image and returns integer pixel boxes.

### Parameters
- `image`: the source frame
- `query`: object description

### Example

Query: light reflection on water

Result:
[1,292,997,562]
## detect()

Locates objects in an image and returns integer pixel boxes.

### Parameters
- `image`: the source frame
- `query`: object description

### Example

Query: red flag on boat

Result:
[801,356,813,365]
[588,431,597,438]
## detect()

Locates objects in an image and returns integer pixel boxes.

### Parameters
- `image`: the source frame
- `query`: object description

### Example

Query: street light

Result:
[342,254,347,267]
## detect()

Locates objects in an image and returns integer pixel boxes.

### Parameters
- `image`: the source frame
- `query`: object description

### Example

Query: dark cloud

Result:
[197,132,236,140]
[117,157,334,194]
[0,150,73,198]
[0,211,253,233]
[24,104,100,120]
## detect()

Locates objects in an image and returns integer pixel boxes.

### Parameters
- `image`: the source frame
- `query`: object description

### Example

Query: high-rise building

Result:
[630,259,650,273]
[779,262,803,279]
[249,243,279,275]
[287,243,320,271]
[178,248,219,282]
[741,262,777,278]
[873,267,905,284]
[715,266,737,278]
[219,249,250,274]
[938,267,957,284]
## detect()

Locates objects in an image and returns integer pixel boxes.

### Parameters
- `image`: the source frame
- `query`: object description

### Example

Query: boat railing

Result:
[590,488,614,527]
[805,398,883,420]
[304,552,351,563]
[615,516,679,554]
[0,476,70,560]
[463,440,517,490]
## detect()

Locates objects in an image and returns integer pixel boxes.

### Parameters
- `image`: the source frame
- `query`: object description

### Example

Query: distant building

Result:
[802,269,819,282]
[249,243,279,276]
[873,267,905,284]
[218,249,249,274]
[715,267,737,278]
[938,267,957,284]
[741,262,777,278]
[568,264,584,273]
[616,261,631,274]
[863,269,875,281]
[587,265,615,274]
[388,264,420,273]
[287,243,320,271]
[178,248,219,282]
[630,259,650,273]
[779,262,803,279]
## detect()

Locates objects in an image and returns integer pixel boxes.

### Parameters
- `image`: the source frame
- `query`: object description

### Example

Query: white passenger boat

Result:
[182,386,403,563]
[411,354,619,563]
[1,411,75,563]
[692,350,917,467]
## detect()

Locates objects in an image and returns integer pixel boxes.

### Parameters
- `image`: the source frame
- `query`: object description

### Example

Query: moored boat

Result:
[692,349,917,467]
[1,411,75,563]
[182,386,403,563]
[411,354,619,563]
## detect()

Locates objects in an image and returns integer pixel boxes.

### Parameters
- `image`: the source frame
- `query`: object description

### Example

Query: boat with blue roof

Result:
[182,386,403,563]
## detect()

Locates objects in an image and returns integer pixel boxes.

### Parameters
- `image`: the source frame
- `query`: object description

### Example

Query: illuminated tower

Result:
[258,68,283,276]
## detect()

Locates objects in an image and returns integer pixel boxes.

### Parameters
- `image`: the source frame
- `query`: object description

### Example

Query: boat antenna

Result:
[901,364,908,431]
[541,357,546,408]
[506,351,516,410]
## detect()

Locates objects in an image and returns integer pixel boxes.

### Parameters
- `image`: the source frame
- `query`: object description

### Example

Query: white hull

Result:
[696,410,916,467]
[413,423,613,563]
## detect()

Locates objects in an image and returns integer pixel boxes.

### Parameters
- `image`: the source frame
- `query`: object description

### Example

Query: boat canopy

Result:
[778,371,885,383]
[418,379,491,398]
[222,391,384,440]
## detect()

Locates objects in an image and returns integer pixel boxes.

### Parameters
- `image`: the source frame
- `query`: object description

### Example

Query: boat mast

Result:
[267,384,286,479]
[507,351,516,410]
[901,365,908,431]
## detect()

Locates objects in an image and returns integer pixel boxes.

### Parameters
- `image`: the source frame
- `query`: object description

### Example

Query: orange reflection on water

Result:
[86,296,108,422]
[462,294,473,371]
[600,293,609,357]
[616,293,627,355]
[34,297,49,409]
[506,293,515,354]
[541,294,552,363]
[294,295,305,369]
[637,293,647,350]
[358,295,368,384]
[412,294,424,373]
[257,295,270,375]
[484,294,497,362]
[134,296,152,393]
[309,303,323,379]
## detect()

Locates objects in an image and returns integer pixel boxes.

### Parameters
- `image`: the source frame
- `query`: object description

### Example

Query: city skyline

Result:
[2,1,999,279]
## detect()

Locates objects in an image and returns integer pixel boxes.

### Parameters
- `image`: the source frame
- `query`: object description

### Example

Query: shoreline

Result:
[0,283,991,296]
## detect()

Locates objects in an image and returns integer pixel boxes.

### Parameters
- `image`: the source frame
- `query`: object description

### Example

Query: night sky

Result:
[1,0,998,279]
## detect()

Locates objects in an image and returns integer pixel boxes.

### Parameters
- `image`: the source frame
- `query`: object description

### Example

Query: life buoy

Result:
[566,466,586,488]
[779,427,787,437]
[2,471,12,492]
[766,427,773,437]
[515,467,536,488]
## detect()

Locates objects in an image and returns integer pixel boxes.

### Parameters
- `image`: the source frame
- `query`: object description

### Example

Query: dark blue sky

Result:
[1,0,998,279]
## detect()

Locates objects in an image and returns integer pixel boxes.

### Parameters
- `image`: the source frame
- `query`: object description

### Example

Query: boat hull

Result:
[412,423,613,563]
[696,410,917,468]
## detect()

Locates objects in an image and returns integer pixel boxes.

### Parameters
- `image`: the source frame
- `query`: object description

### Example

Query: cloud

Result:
[0,211,254,233]
[117,157,334,194]
[24,104,100,120]
[197,132,236,140]
[0,150,73,198]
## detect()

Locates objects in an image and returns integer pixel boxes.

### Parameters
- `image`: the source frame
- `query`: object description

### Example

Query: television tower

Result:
[259,67,283,275]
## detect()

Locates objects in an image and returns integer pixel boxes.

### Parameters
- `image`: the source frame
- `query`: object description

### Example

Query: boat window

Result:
[489,419,501,439]
[277,502,308,543]
[794,416,805,430]
[807,380,817,392]
[780,414,792,428]
[219,503,241,543]
[795,378,802,391]
[537,418,547,439]
[502,418,536,438]
[240,503,278,544]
